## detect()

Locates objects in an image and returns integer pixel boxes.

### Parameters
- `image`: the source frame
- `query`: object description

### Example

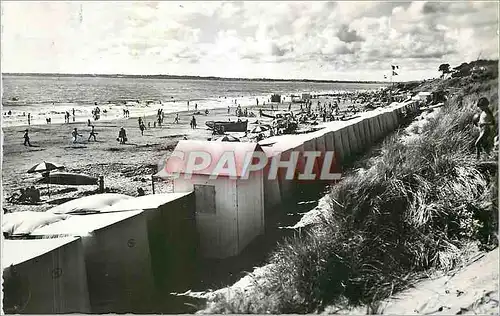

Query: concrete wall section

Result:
[389,110,398,131]
[376,114,385,140]
[339,126,352,160]
[313,131,327,178]
[368,116,380,142]
[331,129,345,163]
[300,134,321,177]
[362,118,373,144]
[353,121,365,154]
[346,124,359,155]
[357,118,368,149]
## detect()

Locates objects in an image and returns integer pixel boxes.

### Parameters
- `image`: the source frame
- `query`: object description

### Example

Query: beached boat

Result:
[36,172,98,186]
[205,120,248,132]
[260,111,277,119]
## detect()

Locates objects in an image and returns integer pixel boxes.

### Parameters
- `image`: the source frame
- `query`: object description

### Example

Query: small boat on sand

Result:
[205,120,248,132]
[36,172,98,186]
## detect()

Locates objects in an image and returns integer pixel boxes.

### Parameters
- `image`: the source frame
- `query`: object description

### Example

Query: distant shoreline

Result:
[2,72,388,85]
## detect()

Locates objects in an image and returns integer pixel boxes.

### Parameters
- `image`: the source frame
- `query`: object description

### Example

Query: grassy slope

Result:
[204,69,499,314]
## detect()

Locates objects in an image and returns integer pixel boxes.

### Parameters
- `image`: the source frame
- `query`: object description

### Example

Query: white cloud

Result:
[1,1,498,81]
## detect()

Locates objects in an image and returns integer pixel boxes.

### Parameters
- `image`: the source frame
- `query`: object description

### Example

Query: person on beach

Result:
[474,97,496,159]
[227,106,230,114]
[88,119,91,126]
[27,113,31,125]
[187,101,190,111]
[72,128,82,143]
[118,127,127,144]
[137,187,145,196]
[23,129,32,146]
[174,113,180,124]
[190,116,197,129]
[195,103,198,111]
[256,98,259,106]
[88,125,97,142]
[140,122,146,135]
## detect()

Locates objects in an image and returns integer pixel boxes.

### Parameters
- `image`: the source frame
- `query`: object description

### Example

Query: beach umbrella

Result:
[27,161,64,198]
[215,135,241,142]
[27,161,64,174]
[250,125,269,133]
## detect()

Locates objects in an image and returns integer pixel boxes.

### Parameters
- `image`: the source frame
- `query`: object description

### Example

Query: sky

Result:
[1,1,498,81]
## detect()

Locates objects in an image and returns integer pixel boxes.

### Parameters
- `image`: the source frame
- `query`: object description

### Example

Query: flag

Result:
[393,71,398,76]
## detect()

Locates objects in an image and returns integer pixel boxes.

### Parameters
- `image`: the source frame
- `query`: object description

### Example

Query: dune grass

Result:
[204,77,498,314]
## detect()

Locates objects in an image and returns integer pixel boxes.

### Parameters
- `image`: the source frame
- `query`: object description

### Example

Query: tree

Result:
[451,62,472,78]
[438,63,451,78]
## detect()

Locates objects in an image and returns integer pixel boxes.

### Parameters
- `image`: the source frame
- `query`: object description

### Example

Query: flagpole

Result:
[389,66,393,104]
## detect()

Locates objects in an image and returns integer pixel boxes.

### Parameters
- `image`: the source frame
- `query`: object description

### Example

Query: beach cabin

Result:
[2,237,91,314]
[167,140,265,259]
[31,210,155,313]
[101,192,198,292]
[31,192,197,313]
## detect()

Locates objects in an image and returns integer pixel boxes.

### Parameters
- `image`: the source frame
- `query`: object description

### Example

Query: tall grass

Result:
[204,79,498,314]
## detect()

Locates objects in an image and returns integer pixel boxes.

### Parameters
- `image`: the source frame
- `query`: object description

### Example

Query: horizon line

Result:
[1,72,409,84]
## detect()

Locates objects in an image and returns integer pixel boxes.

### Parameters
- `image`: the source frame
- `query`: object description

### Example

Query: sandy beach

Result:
[2,101,318,213]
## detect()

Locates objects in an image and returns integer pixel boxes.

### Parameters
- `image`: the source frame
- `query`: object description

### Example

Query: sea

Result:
[1,74,386,127]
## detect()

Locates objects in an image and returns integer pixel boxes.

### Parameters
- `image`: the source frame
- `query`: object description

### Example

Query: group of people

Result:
[6,186,41,204]
[64,109,75,123]
[190,116,197,129]
[91,104,101,121]
[20,93,497,160]
[68,126,97,143]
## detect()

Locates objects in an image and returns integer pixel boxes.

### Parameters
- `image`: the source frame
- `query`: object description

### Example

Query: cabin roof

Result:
[101,192,192,212]
[160,140,265,177]
[259,135,305,156]
[3,237,79,268]
[30,211,143,236]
